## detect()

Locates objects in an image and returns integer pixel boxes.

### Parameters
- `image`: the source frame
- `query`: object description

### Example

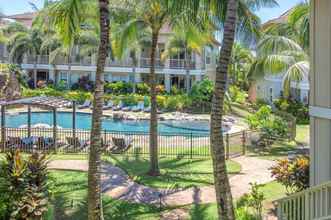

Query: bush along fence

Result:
[0,128,258,159]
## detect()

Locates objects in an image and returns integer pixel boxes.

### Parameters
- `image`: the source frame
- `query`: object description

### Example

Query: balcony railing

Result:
[23,55,202,70]
[169,59,196,69]
[277,181,331,220]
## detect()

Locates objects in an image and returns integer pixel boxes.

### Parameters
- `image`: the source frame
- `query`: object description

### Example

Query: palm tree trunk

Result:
[87,0,109,219]
[148,30,160,176]
[210,0,237,219]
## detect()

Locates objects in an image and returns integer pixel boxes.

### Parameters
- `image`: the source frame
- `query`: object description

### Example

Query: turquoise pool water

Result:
[5,112,211,134]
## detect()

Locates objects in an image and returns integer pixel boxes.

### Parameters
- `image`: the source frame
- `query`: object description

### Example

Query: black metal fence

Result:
[0,127,255,159]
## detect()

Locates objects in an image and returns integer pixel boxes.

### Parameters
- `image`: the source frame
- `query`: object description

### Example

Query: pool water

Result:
[5,112,211,134]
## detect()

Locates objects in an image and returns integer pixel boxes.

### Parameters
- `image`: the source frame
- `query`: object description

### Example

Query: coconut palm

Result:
[171,0,278,219]
[117,0,190,175]
[229,42,254,90]
[112,23,151,93]
[162,23,213,93]
[251,1,310,97]
[48,0,109,219]
[7,28,42,87]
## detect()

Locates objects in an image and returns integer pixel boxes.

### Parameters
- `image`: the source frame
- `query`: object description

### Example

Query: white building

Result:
[0,13,218,92]
[255,72,309,104]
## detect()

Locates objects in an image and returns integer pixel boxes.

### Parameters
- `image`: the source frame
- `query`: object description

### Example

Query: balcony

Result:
[23,55,202,70]
[276,181,331,220]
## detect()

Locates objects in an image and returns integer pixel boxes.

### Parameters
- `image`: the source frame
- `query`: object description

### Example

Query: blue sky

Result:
[1,0,304,23]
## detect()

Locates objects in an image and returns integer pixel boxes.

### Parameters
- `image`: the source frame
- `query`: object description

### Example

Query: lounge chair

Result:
[37,137,55,150]
[66,137,90,149]
[6,136,22,148]
[131,101,144,112]
[103,101,113,110]
[78,100,91,109]
[109,136,133,154]
[112,101,124,111]
[122,105,132,111]
[143,106,151,113]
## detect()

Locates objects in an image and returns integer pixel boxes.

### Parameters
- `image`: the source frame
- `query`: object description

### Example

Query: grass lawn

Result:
[48,171,285,220]
[247,124,310,161]
[184,180,287,219]
[105,155,241,188]
[49,171,163,220]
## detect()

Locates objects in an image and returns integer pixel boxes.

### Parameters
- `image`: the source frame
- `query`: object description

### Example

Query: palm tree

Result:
[118,0,187,175]
[7,28,42,87]
[251,2,310,97]
[48,0,110,219]
[112,23,151,93]
[229,43,254,90]
[162,23,212,93]
[171,0,278,219]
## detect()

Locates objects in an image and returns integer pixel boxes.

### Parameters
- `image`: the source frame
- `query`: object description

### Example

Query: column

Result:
[310,0,331,185]
[164,74,171,93]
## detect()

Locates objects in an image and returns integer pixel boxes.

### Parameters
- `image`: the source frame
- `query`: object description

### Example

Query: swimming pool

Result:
[4,111,212,134]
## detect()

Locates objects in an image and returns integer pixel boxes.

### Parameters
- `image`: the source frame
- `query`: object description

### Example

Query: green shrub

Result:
[121,94,139,106]
[0,150,50,219]
[156,96,166,109]
[64,91,92,103]
[136,83,150,95]
[229,85,247,104]
[270,156,310,193]
[190,78,214,102]
[274,98,309,124]
[105,81,133,94]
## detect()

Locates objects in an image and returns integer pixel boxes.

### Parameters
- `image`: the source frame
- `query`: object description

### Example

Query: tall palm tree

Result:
[251,1,310,97]
[171,0,277,219]
[48,0,110,219]
[7,28,42,87]
[162,23,212,93]
[112,23,151,93]
[118,0,186,175]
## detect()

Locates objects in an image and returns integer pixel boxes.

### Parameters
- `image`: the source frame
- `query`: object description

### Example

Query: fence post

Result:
[103,130,106,152]
[190,133,193,159]
[242,130,246,155]
[1,106,5,152]
[226,133,230,160]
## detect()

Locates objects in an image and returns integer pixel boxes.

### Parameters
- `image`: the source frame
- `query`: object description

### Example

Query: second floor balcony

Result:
[22,55,202,70]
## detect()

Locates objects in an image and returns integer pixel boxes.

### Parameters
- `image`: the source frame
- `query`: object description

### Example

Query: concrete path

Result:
[48,156,276,206]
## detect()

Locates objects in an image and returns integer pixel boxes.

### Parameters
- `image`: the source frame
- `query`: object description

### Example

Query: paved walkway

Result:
[48,156,276,206]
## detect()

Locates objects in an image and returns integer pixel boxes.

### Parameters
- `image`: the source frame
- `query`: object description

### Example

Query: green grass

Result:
[49,171,162,220]
[259,181,287,202]
[105,155,241,189]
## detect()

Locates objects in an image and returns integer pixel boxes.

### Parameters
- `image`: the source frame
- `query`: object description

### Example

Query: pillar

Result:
[72,101,76,140]
[309,0,331,185]
[164,74,171,93]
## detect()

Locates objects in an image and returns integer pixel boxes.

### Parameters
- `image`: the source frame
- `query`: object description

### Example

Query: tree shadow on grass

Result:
[247,142,298,158]
[106,154,217,188]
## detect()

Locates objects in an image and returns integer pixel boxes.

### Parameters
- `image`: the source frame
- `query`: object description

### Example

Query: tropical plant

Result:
[116,0,193,175]
[172,0,278,218]
[251,1,310,97]
[270,156,310,193]
[48,0,109,219]
[229,43,255,90]
[0,150,50,220]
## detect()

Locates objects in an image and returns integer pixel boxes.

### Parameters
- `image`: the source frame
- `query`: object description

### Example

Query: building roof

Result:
[5,12,37,21]
[0,96,73,109]
[262,8,293,29]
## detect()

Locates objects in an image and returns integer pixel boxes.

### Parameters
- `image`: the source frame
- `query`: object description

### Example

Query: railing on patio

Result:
[0,127,254,159]
[276,181,331,220]
[169,59,196,69]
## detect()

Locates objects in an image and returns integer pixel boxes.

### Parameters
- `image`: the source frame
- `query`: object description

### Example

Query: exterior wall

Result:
[310,0,331,186]
[255,74,310,104]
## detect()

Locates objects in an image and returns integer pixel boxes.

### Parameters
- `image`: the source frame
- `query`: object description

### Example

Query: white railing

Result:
[169,59,196,69]
[23,56,203,70]
[277,181,331,220]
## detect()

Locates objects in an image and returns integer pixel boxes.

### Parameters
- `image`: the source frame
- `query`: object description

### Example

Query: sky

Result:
[0,0,304,23]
